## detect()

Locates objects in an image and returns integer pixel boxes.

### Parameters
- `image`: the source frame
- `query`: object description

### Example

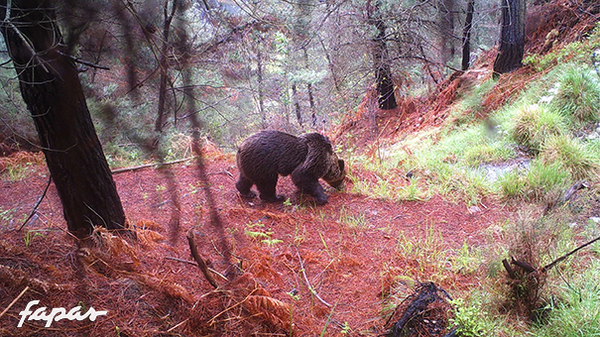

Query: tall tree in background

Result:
[493,0,526,75]
[291,0,315,127]
[155,0,179,132]
[0,0,126,237]
[462,0,475,70]
[437,0,455,66]
[368,0,397,110]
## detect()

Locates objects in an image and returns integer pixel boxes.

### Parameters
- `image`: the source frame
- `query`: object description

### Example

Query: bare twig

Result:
[166,318,189,333]
[186,229,219,288]
[0,286,29,320]
[542,235,600,273]
[165,256,228,281]
[111,156,196,174]
[18,175,52,231]
[504,234,600,276]
[56,51,110,70]
[208,169,234,179]
[295,248,332,307]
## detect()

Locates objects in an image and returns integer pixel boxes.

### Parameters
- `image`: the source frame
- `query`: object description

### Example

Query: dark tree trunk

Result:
[0,0,126,237]
[308,82,317,128]
[368,1,397,110]
[493,0,526,75]
[292,83,303,126]
[257,46,267,129]
[303,47,317,128]
[155,0,178,132]
[462,0,475,70]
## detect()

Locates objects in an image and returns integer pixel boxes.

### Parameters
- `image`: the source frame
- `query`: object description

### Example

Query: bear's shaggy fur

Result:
[235,130,346,205]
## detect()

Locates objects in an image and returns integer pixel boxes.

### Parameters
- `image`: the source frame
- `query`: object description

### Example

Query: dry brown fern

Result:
[243,295,291,330]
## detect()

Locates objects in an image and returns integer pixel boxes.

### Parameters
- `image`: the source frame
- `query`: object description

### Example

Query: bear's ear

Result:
[338,159,345,171]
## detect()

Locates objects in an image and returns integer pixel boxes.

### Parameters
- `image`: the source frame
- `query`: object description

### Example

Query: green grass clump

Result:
[498,160,570,201]
[450,297,496,337]
[533,260,600,337]
[552,67,600,124]
[509,104,569,153]
[540,135,599,180]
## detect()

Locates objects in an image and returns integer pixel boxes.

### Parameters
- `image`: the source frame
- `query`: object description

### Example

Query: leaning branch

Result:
[57,51,110,70]
[542,235,600,273]
[165,256,228,281]
[296,248,332,307]
[18,175,52,231]
[0,286,29,320]
[111,156,196,174]
[186,229,219,288]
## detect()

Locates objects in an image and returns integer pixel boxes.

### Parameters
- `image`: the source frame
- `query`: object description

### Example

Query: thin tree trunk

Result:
[0,0,126,237]
[292,83,303,126]
[318,35,341,93]
[155,0,178,132]
[368,1,397,110]
[257,46,267,128]
[303,47,317,128]
[308,83,316,128]
[462,0,475,70]
[437,0,455,66]
[493,0,526,75]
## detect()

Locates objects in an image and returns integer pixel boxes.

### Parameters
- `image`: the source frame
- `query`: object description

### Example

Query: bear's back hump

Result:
[238,131,307,176]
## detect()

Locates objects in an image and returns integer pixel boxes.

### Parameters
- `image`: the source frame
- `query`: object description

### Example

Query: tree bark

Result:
[493,0,526,75]
[0,0,126,237]
[292,83,303,126]
[257,45,267,129]
[303,47,317,128]
[461,0,475,70]
[155,0,178,132]
[437,0,455,66]
[368,1,397,110]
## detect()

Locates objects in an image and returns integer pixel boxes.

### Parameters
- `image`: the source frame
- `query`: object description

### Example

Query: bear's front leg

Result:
[236,175,257,198]
[292,171,328,205]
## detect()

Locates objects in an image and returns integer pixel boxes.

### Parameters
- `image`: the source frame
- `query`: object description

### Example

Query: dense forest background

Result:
[0,0,500,159]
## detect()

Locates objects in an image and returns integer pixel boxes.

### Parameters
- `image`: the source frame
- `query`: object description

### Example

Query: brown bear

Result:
[235,130,346,205]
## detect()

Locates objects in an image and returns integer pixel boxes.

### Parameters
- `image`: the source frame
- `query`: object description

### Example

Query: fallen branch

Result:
[542,234,600,273]
[18,175,52,231]
[0,286,29,320]
[208,169,234,179]
[186,230,219,288]
[295,248,332,307]
[503,233,600,277]
[165,256,228,281]
[111,156,196,174]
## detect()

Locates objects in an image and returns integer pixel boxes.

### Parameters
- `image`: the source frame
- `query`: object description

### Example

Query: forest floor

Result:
[0,149,513,336]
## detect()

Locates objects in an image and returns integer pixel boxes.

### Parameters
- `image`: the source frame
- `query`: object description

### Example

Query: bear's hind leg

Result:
[236,175,256,198]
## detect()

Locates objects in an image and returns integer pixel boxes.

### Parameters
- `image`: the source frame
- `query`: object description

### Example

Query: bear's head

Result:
[299,132,347,189]
[323,157,346,189]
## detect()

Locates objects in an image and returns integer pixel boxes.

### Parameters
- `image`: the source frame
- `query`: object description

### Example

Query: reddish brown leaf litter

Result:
[0,150,509,336]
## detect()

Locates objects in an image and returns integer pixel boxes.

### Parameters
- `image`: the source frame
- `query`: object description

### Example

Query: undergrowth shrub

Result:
[498,160,570,202]
[510,104,568,153]
[450,298,494,337]
[540,135,599,180]
[552,67,600,123]
[501,213,552,321]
